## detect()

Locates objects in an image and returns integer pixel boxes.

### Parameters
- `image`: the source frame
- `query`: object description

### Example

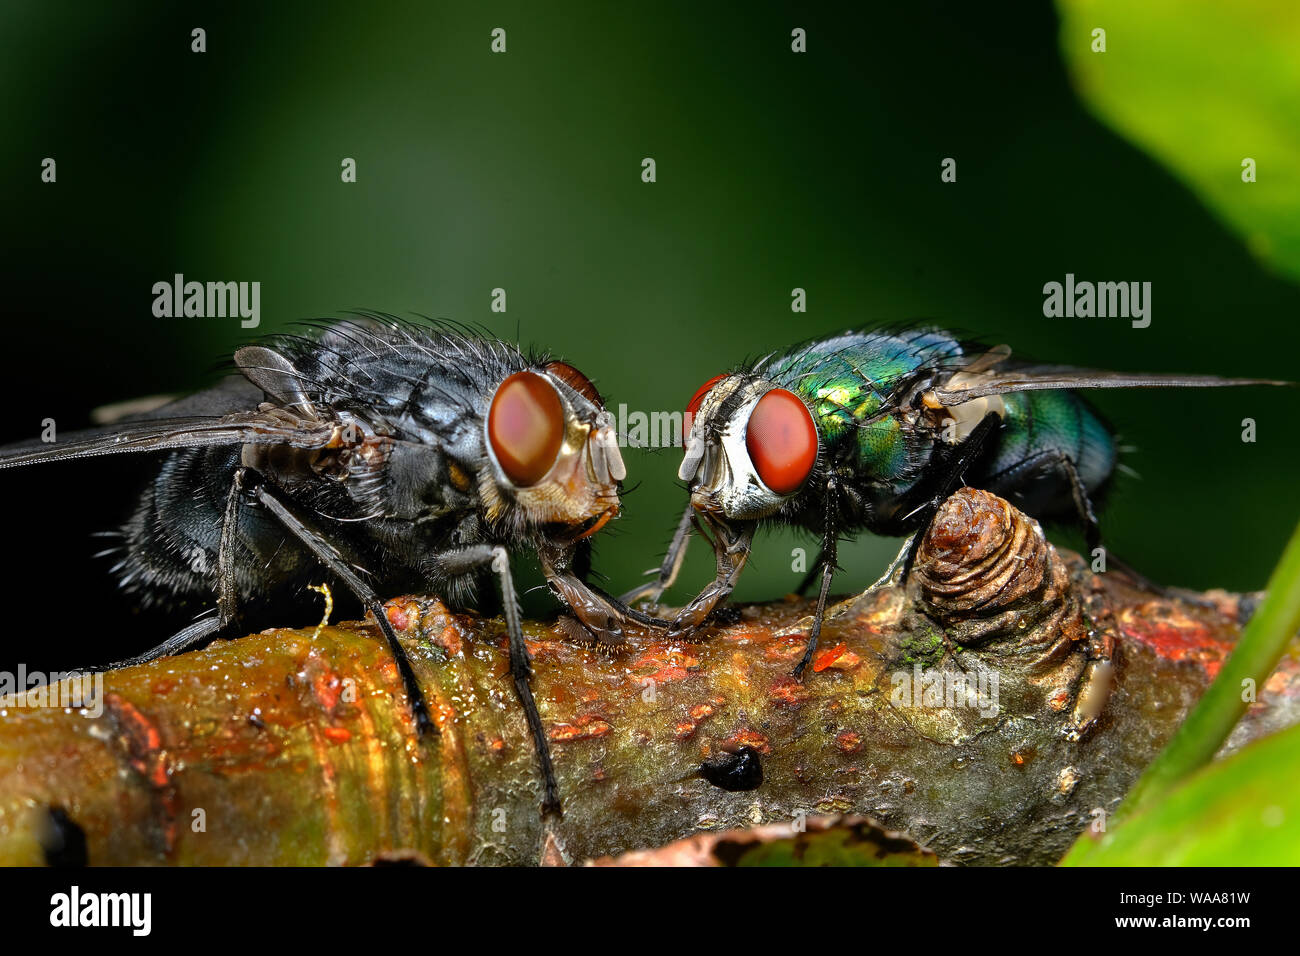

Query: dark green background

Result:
[4,1,1297,667]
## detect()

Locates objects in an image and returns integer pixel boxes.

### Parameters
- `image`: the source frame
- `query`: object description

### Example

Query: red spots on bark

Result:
[104,693,178,855]
[724,729,771,755]
[1121,603,1233,677]
[385,601,416,631]
[311,667,343,715]
[835,731,862,754]
[769,677,811,708]
[674,701,719,741]
[634,645,700,684]
[550,713,612,742]
[813,643,861,673]
[435,625,463,657]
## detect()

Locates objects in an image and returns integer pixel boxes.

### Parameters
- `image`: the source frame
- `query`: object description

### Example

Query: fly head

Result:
[678,372,821,522]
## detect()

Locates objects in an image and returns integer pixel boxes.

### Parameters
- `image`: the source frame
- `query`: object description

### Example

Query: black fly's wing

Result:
[0,411,337,469]
[1,352,344,470]
[90,374,263,425]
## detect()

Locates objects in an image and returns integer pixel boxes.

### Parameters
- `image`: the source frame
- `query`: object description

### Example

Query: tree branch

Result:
[1,489,1296,866]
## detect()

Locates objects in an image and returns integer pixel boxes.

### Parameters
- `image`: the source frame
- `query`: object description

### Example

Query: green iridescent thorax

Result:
[760,328,965,485]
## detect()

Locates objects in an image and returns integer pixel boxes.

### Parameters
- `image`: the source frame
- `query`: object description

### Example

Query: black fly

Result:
[0,316,653,815]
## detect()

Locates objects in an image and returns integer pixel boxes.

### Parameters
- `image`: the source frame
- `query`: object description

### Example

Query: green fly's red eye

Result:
[686,374,728,419]
[745,388,817,495]
[544,361,602,406]
[488,371,565,487]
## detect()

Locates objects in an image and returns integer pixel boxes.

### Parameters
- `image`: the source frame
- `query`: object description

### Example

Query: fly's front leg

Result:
[542,543,668,645]
[663,517,754,640]
[433,544,561,816]
[620,501,694,607]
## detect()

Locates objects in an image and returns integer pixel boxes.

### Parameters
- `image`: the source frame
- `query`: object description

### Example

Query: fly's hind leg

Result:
[105,466,252,669]
[1039,449,1102,555]
[1047,448,1201,598]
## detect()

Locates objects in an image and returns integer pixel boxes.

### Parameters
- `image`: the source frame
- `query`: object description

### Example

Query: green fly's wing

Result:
[933,364,1293,405]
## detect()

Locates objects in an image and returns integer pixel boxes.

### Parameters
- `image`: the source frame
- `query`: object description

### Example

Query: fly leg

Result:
[1032,449,1102,553]
[786,530,917,673]
[106,615,223,669]
[543,538,670,644]
[106,466,253,668]
[430,544,561,817]
[1048,452,1117,738]
[661,516,755,640]
[897,411,1005,583]
[1050,450,1214,606]
[620,501,695,607]
[792,476,841,679]
[250,479,436,739]
[770,412,998,678]
[546,562,670,645]
[794,544,829,597]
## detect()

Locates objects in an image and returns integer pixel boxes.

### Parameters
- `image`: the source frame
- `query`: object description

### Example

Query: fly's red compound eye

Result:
[544,361,602,406]
[745,388,817,495]
[487,371,565,487]
[686,374,728,419]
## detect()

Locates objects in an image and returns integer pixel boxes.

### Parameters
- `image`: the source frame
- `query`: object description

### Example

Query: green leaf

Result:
[1058,0,1300,279]
[1063,722,1300,865]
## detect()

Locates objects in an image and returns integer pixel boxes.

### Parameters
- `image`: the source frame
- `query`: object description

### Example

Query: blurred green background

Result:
[3,1,1298,666]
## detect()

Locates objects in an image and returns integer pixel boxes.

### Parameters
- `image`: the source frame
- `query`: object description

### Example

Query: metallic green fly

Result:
[625,326,1291,680]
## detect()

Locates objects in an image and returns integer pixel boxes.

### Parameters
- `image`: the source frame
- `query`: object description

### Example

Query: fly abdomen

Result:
[977,390,1117,521]
[114,447,234,609]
